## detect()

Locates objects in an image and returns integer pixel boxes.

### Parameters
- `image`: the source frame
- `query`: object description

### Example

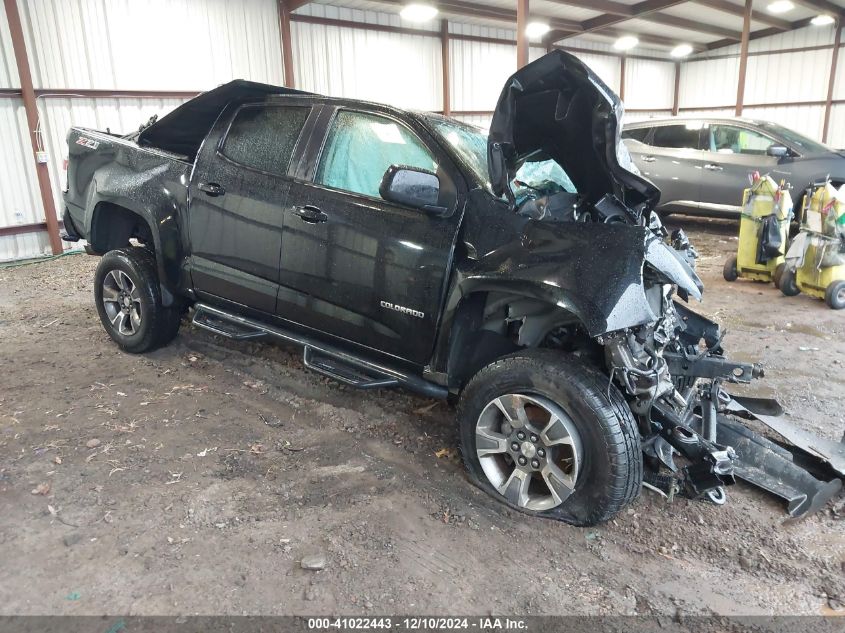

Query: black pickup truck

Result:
[62,51,843,525]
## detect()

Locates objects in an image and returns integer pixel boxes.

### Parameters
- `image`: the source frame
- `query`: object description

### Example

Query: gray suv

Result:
[622,118,845,218]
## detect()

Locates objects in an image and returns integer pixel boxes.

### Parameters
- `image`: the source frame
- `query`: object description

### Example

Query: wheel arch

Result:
[434,283,598,391]
[88,200,180,306]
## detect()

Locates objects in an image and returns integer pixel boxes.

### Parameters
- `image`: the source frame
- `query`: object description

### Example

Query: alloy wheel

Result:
[101,269,142,336]
[475,393,583,511]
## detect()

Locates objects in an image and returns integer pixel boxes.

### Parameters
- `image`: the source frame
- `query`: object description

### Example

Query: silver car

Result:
[622,118,845,218]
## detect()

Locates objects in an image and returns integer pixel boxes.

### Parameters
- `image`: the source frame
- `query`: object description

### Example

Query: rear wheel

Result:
[458,350,642,526]
[773,263,786,288]
[778,266,800,297]
[723,256,738,282]
[94,247,182,353]
[826,281,845,310]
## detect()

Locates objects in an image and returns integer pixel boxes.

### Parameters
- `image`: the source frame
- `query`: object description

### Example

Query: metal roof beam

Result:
[550,0,741,39]
[698,0,792,30]
[577,0,690,33]
[792,0,845,17]
[706,16,816,50]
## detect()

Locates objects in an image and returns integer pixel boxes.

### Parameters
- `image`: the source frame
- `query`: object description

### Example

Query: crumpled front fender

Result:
[456,221,663,337]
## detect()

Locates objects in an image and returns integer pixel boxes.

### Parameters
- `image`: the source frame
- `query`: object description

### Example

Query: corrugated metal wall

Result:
[680,25,844,149]
[2,3,844,261]
[293,4,441,111]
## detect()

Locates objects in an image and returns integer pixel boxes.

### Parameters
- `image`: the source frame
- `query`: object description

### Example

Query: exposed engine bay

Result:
[481,49,845,518]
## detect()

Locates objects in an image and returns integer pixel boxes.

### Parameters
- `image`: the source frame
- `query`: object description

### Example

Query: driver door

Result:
[277,107,461,364]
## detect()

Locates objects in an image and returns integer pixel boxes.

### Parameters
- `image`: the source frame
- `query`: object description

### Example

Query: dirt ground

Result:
[0,217,843,617]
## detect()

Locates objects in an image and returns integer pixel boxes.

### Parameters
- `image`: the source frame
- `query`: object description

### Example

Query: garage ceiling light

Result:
[613,35,639,51]
[526,21,550,39]
[671,43,693,58]
[767,1,795,14]
[811,14,835,26]
[399,3,438,22]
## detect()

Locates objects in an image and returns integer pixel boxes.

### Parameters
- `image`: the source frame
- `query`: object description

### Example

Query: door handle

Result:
[291,205,327,223]
[641,155,657,163]
[704,164,724,171]
[198,182,225,197]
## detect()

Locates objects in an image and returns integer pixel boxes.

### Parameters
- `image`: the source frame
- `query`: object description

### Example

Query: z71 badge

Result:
[380,301,424,319]
[76,136,100,150]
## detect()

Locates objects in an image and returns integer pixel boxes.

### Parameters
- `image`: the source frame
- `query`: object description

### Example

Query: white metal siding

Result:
[0,0,19,89]
[744,49,831,105]
[450,36,515,113]
[291,19,442,111]
[829,105,845,149]
[680,57,739,109]
[19,0,285,90]
[0,98,48,261]
[624,58,674,110]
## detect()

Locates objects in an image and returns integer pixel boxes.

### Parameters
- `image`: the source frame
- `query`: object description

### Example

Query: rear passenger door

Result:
[277,108,463,364]
[188,100,317,313]
[642,123,707,214]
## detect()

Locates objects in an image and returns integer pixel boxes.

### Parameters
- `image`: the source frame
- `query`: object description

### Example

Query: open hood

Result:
[137,79,312,159]
[487,50,660,212]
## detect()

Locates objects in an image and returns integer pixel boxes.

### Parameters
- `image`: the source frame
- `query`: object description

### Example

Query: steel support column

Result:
[619,55,627,101]
[441,20,451,116]
[278,0,296,88]
[517,0,529,69]
[735,0,752,116]
[672,61,681,115]
[822,19,842,143]
[4,0,62,255]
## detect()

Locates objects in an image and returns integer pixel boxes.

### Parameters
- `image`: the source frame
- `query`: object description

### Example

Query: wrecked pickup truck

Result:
[62,51,844,525]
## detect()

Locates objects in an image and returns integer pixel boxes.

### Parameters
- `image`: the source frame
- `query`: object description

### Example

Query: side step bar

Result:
[191,303,448,400]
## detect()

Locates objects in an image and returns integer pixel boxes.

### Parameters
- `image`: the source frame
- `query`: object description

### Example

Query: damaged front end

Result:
[484,50,844,518]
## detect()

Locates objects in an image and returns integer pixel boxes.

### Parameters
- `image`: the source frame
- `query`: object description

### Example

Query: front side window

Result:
[651,124,703,150]
[221,105,310,176]
[708,125,775,155]
[315,111,437,199]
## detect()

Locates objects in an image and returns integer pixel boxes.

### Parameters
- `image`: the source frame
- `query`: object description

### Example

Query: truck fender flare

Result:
[89,197,180,306]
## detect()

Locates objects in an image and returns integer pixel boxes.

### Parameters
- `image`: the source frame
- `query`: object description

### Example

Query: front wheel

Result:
[458,350,642,526]
[94,247,182,353]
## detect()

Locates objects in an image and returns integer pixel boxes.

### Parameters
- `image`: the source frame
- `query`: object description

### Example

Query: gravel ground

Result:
[0,217,843,617]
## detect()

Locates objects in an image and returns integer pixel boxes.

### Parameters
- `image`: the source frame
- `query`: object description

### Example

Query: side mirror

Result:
[767,144,789,158]
[380,165,447,215]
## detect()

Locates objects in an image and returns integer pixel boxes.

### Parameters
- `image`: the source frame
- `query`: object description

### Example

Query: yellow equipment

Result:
[778,181,845,309]
[723,173,792,284]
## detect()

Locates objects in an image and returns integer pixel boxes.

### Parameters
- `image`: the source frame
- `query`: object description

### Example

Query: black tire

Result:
[723,256,738,282]
[825,280,845,310]
[458,350,642,526]
[773,263,786,289]
[778,266,801,297]
[93,247,182,353]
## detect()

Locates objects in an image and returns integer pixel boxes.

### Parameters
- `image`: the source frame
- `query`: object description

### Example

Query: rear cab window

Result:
[220,105,311,176]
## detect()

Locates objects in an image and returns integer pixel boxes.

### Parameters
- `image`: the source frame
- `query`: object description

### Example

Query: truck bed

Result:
[63,126,193,247]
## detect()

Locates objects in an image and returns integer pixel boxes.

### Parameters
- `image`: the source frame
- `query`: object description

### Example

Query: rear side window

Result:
[221,105,309,176]
[651,124,702,150]
[622,127,650,143]
[315,110,436,199]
